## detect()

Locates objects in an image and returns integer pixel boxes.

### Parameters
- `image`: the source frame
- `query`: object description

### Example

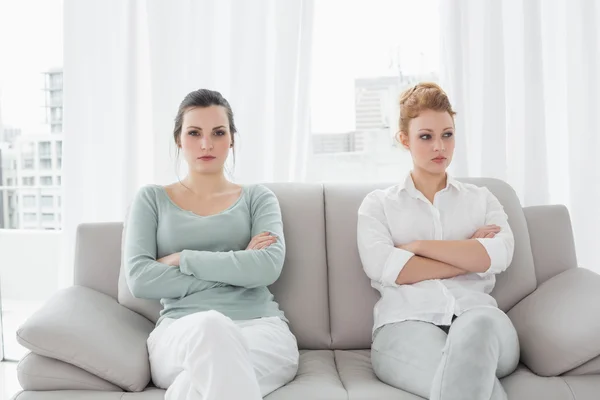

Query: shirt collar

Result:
[399,171,461,199]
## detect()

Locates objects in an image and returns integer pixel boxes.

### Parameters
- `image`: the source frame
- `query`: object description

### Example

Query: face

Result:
[399,109,455,175]
[178,106,232,174]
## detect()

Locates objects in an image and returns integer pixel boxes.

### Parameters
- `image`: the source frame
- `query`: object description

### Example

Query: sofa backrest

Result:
[75,178,538,351]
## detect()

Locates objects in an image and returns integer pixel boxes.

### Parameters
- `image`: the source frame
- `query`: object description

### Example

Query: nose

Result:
[433,138,445,152]
[200,136,213,150]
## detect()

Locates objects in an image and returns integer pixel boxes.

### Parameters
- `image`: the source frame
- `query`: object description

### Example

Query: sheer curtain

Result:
[440,0,600,272]
[61,0,314,285]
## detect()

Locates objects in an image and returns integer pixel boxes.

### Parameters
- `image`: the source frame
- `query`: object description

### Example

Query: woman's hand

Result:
[157,252,181,267]
[246,232,277,250]
[470,225,501,239]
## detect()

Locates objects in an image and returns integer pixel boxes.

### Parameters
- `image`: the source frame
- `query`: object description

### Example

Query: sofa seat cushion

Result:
[266,350,347,400]
[11,389,165,400]
[334,350,423,399]
[17,352,121,392]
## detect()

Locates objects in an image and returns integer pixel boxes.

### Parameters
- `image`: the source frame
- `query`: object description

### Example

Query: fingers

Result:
[471,225,501,239]
[485,225,501,232]
[246,232,269,249]
[248,233,277,250]
[254,239,276,250]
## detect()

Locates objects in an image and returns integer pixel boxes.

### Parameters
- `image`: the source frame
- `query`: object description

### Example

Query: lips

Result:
[432,157,446,161]
[198,156,215,161]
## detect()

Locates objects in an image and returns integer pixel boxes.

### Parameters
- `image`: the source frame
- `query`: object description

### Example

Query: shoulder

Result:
[129,184,166,212]
[455,181,494,200]
[244,184,280,212]
[359,184,401,215]
[245,184,277,202]
[133,184,163,202]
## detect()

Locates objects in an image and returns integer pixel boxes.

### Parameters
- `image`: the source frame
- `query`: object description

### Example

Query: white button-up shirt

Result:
[357,173,515,335]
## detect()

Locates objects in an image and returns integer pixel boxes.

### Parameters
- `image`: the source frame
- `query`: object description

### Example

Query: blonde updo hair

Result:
[398,82,456,136]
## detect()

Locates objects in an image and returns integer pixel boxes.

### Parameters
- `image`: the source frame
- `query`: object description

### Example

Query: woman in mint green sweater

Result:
[124,89,299,400]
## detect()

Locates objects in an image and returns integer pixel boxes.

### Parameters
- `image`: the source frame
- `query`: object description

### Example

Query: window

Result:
[22,158,34,169]
[23,213,37,222]
[57,176,62,185]
[41,195,54,207]
[40,159,52,169]
[23,195,36,208]
[0,0,64,364]
[39,141,51,157]
[42,213,55,222]
[309,0,441,183]
[7,178,13,186]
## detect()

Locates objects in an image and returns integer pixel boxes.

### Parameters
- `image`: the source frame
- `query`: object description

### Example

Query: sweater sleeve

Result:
[123,186,221,299]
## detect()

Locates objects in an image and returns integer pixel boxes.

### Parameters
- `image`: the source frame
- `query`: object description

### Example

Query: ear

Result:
[398,132,410,149]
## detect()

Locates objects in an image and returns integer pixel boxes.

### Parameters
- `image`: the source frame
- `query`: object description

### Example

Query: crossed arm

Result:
[357,190,515,287]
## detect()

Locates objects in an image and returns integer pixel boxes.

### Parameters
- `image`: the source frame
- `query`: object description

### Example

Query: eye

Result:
[188,130,200,136]
[419,134,431,140]
[214,130,226,136]
[443,132,454,138]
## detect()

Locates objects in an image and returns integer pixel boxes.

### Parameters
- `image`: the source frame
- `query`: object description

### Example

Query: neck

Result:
[181,170,230,196]
[410,168,447,201]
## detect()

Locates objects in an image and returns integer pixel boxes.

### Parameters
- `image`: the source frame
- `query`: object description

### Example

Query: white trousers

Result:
[147,310,300,400]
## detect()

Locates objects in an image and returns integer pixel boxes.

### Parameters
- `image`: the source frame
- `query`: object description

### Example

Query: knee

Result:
[451,310,502,345]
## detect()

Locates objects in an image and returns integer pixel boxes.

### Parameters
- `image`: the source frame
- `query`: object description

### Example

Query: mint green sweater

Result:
[123,184,286,325]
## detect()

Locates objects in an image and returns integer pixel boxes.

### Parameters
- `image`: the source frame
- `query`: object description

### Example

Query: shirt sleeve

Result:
[179,185,285,289]
[357,191,415,287]
[123,186,221,299]
[475,188,515,278]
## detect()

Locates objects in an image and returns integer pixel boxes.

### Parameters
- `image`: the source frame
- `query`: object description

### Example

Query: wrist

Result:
[409,240,421,255]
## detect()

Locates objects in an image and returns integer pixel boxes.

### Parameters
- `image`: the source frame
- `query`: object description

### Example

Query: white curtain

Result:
[61,0,314,286]
[440,0,600,272]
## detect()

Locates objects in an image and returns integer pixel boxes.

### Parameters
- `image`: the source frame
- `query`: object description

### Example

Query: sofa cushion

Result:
[265,350,347,400]
[264,183,331,349]
[16,285,154,392]
[560,375,600,400]
[17,352,121,391]
[523,205,578,285]
[74,222,124,300]
[500,364,578,400]
[334,350,423,399]
[325,178,537,349]
[564,353,600,376]
[11,389,165,400]
[508,268,600,376]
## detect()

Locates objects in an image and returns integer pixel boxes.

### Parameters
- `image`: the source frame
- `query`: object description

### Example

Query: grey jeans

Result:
[371,307,520,400]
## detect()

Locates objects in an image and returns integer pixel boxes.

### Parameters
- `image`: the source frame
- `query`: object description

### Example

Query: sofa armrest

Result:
[507,268,600,376]
[16,285,155,392]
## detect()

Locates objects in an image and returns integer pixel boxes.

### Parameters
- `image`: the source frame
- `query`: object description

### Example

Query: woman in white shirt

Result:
[357,82,520,400]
